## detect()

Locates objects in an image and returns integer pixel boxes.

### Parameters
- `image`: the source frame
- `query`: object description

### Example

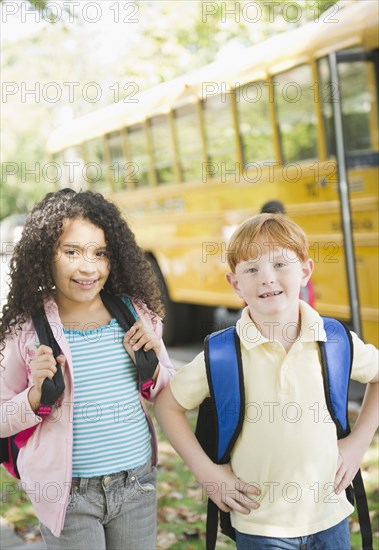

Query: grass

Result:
[0,410,378,549]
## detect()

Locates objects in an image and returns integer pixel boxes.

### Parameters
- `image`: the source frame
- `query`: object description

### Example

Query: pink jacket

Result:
[0,299,175,536]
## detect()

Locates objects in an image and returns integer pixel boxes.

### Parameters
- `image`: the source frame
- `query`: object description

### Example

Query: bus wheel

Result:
[163,300,192,346]
[190,305,215,342]
[149,257,191,346]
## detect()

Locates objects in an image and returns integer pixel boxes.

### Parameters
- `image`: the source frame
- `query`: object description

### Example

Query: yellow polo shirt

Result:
[170,301,378,537]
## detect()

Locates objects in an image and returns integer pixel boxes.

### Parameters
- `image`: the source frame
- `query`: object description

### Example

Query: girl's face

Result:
[52,217,110,310]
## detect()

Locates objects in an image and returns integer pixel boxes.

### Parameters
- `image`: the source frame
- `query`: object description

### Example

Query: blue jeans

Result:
[40,460,157,550]
[236,518,350,550]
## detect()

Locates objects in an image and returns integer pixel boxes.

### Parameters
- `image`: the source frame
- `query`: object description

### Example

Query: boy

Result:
[154,214,379,549]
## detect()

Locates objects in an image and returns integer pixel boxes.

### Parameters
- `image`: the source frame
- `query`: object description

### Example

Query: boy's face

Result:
[226,242,313,320]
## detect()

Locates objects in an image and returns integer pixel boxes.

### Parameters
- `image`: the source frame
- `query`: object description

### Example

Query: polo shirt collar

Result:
[299,300,327,343]
[236,300,327,350]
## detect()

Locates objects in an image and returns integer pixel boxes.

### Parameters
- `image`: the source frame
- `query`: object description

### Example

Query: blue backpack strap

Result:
[319,317,372,550]
[199,326,242,550]
[319,317,353,437]
[204,326,245,464]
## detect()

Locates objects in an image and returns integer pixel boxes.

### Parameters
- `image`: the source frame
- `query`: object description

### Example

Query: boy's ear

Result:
[226,272,241,295]
[300,258,314,287]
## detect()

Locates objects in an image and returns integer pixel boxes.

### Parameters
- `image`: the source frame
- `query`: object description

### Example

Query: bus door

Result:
[324,49,379,345]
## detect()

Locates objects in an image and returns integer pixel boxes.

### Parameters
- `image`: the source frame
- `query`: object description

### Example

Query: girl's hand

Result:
[30,345,65,391]
[123,320,161,356]
[28,345,65,411]
[201,463,260,514]
[334,435,365,494]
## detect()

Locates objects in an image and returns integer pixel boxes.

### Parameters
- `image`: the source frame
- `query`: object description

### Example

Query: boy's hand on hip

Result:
[201,463,260,514]
[334,435,365,494]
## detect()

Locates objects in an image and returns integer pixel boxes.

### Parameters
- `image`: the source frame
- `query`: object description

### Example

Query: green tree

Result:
[1,0,338,219]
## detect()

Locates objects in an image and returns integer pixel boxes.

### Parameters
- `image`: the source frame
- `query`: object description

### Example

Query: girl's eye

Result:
[96,251,108,258]
[66,249,78,256]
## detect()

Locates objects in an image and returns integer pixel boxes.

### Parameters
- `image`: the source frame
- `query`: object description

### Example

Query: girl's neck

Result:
[56,295,112,331]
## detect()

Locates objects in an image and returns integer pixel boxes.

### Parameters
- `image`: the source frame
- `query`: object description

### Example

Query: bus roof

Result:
[47,0,378,154]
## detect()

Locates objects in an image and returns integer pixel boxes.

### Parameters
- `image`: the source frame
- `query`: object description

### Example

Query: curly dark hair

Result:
[0,188,164,347]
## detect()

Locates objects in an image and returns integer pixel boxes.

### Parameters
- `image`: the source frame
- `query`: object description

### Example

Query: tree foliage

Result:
[1,0,47,10]
[1,0,338,219]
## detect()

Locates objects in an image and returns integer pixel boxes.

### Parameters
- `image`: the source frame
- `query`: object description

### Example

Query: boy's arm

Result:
[334,371,379,494]
[154,385,260,513]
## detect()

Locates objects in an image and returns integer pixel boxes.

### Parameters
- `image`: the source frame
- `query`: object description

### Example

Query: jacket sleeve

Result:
[0,330,42,438]
[133,302,176,401]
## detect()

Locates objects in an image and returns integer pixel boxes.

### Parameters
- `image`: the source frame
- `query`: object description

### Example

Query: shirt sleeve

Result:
[170,351,210,410]
[0,330,42,437]
[350,331,379,383]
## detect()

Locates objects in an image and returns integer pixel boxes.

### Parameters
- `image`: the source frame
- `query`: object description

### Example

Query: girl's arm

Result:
[0,333,42,438]
[154,385,260,513]
[335,371,379,494]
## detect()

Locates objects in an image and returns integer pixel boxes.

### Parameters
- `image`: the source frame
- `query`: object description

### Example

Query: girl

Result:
[0,188,175,550]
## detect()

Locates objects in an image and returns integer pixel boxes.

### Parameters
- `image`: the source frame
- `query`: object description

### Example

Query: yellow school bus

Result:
[47,0,379,346]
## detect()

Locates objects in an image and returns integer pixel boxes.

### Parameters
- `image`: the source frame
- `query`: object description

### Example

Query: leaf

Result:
[157,531,178,550]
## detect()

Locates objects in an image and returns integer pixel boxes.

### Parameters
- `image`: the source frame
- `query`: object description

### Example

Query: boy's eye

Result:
[247,267,258,273]
[274,262,286,268]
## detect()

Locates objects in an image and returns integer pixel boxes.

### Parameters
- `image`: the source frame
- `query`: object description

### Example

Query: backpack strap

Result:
[320,317,373,550]
[204,326,245,464]
[353,469,373,550]
[100,291,159,389]
[319,317,353,437]
[196,326,243,550]
[205,500,219,550]
[31,309,65,417]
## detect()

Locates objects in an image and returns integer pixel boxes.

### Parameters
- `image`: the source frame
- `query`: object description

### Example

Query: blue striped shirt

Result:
[64,314,151,477]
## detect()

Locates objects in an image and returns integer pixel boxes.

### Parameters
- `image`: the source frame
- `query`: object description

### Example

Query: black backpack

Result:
[0,291,158,478]
[195,318,373,550]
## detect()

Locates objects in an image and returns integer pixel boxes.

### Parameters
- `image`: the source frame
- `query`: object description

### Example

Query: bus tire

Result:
[190,305,215,342]
[148,256,192,346]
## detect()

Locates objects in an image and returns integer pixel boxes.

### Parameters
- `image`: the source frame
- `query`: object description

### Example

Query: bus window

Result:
[237,81,275,165]
[150,115,175,185]
[127,123,149,187]
[84,137,107,192]
[202,94,236,172]
[107,130,126,190]
[174,103,202,182]
[274,65,317,163]
[319,56,379,158]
